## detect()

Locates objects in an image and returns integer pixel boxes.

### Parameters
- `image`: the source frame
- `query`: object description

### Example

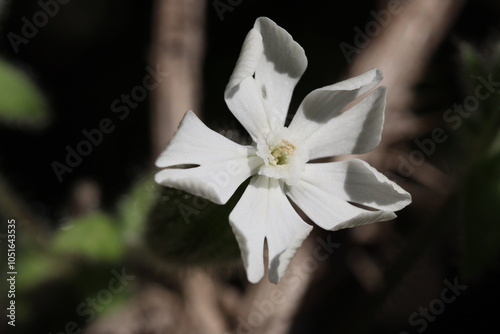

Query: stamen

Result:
[270,139,296,166]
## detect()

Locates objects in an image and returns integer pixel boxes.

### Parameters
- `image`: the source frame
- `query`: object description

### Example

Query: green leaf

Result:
[16,251,72,290]
[0,58,50,128]
[51,212,125,262]
[117,176,159,246]
[463,154,500,278]
[145,184,243,267]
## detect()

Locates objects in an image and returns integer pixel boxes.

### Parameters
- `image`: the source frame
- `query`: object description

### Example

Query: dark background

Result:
[0,0,499,333]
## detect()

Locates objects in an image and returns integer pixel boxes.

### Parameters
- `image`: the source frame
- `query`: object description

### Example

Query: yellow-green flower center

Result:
[269,139,296,166]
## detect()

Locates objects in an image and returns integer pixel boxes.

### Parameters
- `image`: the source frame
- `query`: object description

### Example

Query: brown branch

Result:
[234,235,316,334]
[336,1,467,332]
[149,2,232,333]
[182,269,230,334]
[347,0,466,201]
[150,0,206,157]
[350,0,466,149]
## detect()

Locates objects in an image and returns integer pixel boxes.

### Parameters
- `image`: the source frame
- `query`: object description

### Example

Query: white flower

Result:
[155,17,411,283]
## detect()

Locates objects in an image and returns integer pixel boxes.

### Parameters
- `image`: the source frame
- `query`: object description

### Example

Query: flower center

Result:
[270,139,296,166]
[255,129,308,183]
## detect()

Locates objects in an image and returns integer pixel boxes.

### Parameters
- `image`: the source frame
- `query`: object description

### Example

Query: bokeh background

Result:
[0,0,499,333]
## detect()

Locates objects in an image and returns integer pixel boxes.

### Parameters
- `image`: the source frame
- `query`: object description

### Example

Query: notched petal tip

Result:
[268,224,313,283]
[225,29,264,94]
[254,16,308,79]
[229,176,313,284]
[225,17,309,135]
[153,109,260,205]
[229,214,265,284]
[287,160,412,232]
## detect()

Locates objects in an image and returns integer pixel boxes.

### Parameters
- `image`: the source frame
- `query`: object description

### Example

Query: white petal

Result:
[229,175,312,283]
[286,159,411,231]
[305,87,386,159]
[155,110,262,205]
[288,69,383,153]
[225,17,308,139]
[224,77,271,143]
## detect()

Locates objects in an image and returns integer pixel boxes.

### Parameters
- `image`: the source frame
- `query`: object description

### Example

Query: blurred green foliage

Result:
[0,58,50,128]
[10,173,241,302]
[459,42,500,279]
[17,250,71,290]
[51,212,125,262]
[117,177,158,246]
